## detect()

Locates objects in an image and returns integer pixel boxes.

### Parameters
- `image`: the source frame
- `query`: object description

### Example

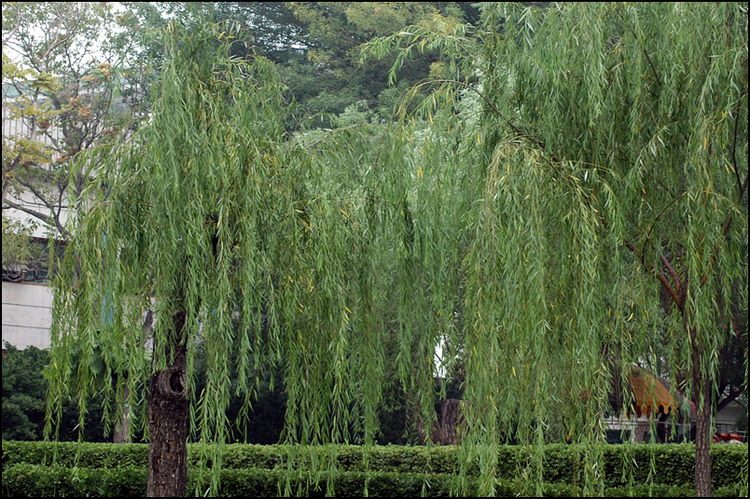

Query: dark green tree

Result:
[2,345,49,441]
[2,344,106,442]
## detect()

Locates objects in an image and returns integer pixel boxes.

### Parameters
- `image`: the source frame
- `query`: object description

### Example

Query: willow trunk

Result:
[690,327,713,497]
[146,311,189,497]
[112,385,131,443]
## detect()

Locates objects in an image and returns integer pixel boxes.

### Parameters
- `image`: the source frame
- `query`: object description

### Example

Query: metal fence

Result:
[605,420,746,444]
[2,100,64,147]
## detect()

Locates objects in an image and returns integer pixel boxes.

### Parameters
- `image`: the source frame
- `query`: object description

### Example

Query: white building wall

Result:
[3,99,71,240]
[716,401,746,427]
[3,94,64,350]
[1,281,53,349]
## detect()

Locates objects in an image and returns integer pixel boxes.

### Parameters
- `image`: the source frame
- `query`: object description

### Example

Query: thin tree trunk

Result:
[112,385,131,443]
[690,327,713,497]
[146,311,189,497]
[115,310,154,444]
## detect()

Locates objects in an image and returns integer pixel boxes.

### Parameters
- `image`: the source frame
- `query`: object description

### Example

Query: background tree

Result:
[166,2,479,124]
[2,2,154,240]
[1,214,46,280]
[2,3,166,445]
[2,344,107,442]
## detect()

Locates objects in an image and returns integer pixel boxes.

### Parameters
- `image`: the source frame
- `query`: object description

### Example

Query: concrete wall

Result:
[3,98,71,240]
[1,281,53,349]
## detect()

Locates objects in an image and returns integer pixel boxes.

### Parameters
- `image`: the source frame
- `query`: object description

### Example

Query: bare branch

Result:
[2,3,22,45]
[625,240,683,311]
[3,198,55,229]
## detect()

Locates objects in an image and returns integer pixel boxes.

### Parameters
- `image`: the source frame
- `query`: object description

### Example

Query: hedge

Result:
[2,441,747,489]
[2,463,748,497]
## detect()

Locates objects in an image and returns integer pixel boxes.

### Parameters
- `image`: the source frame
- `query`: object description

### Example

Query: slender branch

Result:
[625,240,683,310]
[660,254,683,297]
[35,7,86,68]
[729,93,744,197]
[3,183,70,240]
[624,17,661,90]
[640,192,684,269]
[55,181,66,223]
[417,78,548,150]
[699,212,736,288]
[2,199,61,234]
[2,3,21,45]
[698,172,748,287]
[15,178,57,211]
[717,386,746,412]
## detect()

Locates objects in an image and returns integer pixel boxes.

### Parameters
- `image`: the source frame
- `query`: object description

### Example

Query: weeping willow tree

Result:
[365,1,747,497]
[471,4,748,496]
[44,18,435,497]
[458,4,747,495]
[45,4,747,498]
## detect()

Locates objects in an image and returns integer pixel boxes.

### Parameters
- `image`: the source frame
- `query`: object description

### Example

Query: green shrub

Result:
[2,464,147,497]
[1,465,459,497]
[3,441,747,490]
[2,441,148,469]
[4,464,748,497]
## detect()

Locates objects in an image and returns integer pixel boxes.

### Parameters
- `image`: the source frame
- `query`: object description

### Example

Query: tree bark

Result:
[414,398,463,445]
[112,385,131,444]
[439,399,462,445]
[146,311,189,497]
[116,310,154,444]
[690,328,713,498]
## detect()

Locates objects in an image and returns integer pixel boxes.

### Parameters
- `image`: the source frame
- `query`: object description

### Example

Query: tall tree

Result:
[366,2,747,496]
[44,4,747,499]
[462,3,747,496]
[47,19,405,496]
[49,4,473,486]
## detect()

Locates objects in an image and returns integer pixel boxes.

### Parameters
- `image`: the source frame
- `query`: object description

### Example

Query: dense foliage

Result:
[1,343,292,445]
[159,2,480,124]
[1,345,106,442]
[2,346,51,441]
[18,2,749,497]
[3,441,748,496]
[4,466,749,497]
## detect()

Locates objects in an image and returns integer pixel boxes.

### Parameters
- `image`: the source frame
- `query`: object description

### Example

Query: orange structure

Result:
[627,366,686,416]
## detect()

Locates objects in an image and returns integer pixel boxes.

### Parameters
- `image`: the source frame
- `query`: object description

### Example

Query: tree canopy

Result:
[38,3,749,497]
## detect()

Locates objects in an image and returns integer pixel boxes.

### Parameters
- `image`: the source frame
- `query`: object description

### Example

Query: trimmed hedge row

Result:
[2,464,748,497]
[2,441,748,488]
